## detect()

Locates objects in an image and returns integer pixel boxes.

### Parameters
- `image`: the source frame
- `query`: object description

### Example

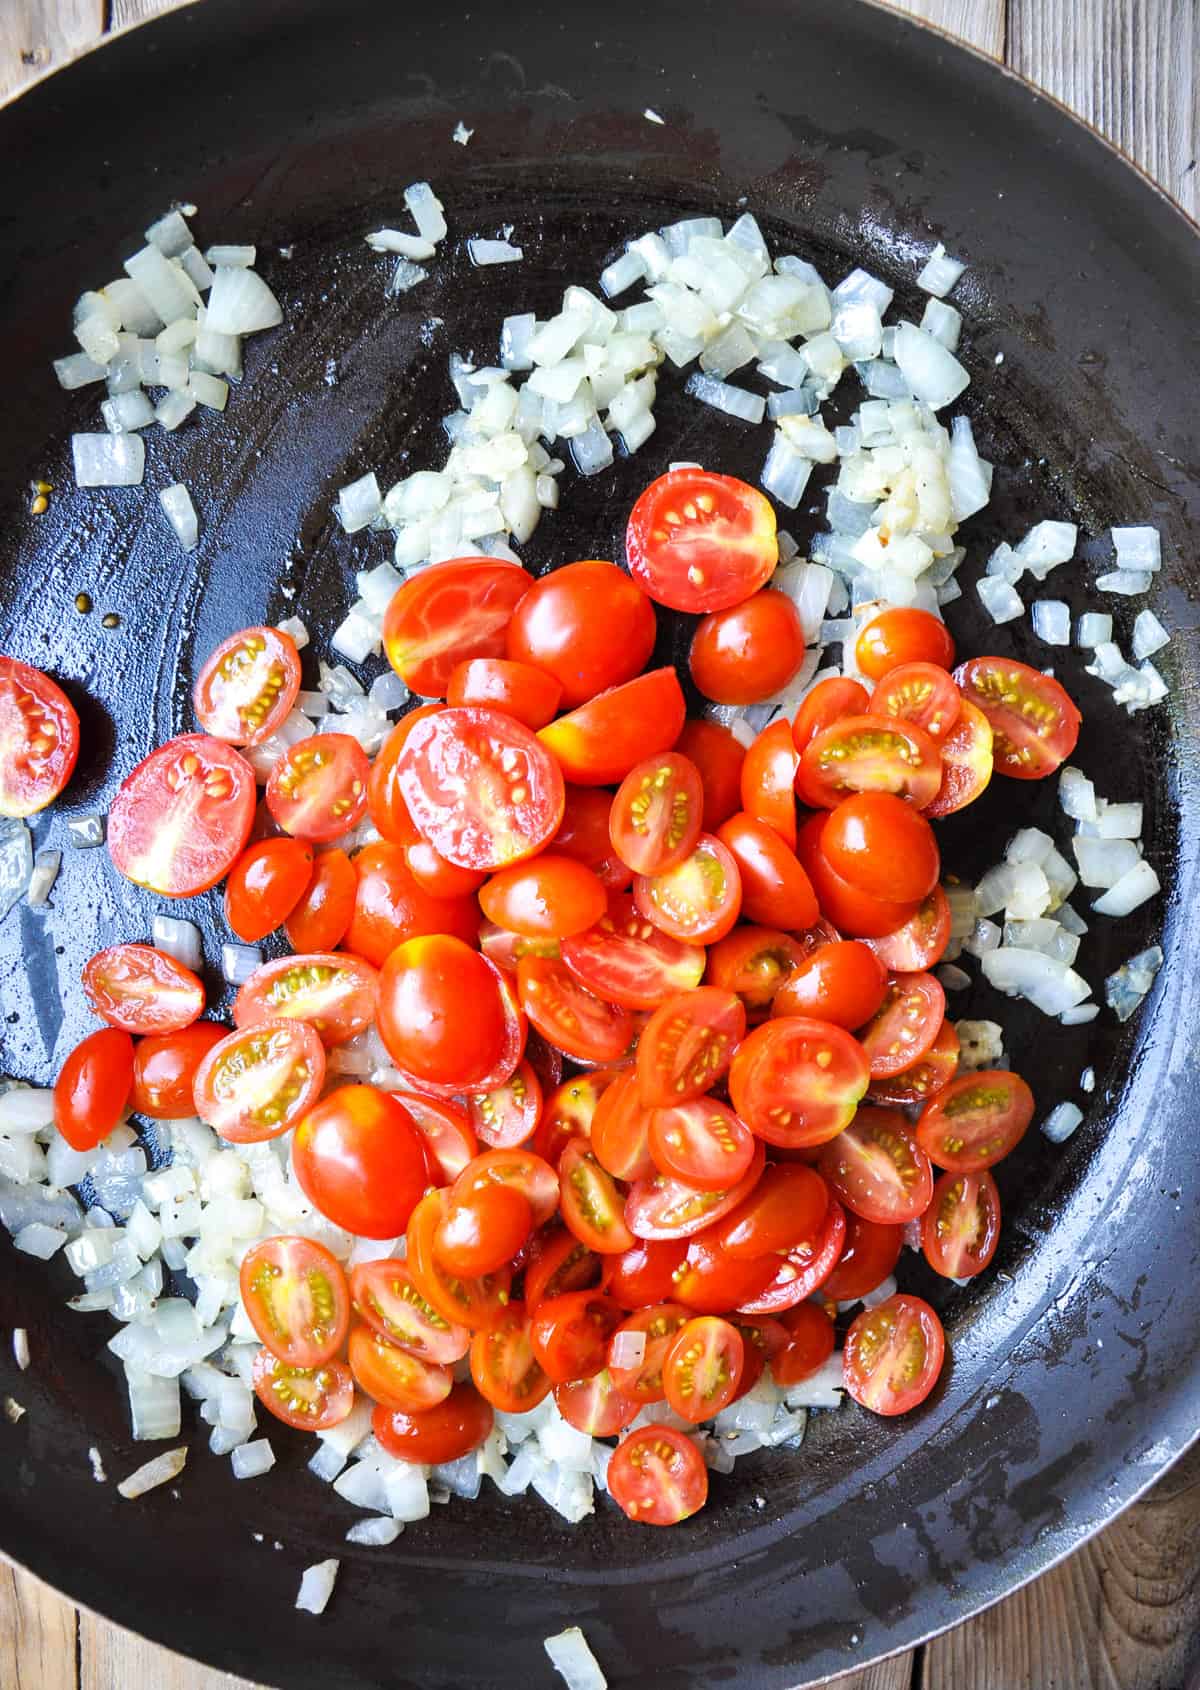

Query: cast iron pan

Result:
[1,1,1198,1685]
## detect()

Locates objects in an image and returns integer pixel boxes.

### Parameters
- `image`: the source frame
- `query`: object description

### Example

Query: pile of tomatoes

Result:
[37,466,1083,1528]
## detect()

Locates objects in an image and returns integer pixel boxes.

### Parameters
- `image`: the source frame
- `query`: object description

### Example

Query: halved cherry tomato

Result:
[591,1072,655,1181]
[821,793,940,903]
[737,1315,789,1372]
[224,837,313,941]
[817,1105,934,1224]
[602,1238,688,1310]
[664,1316,744,1420]
[193,626,301,746]
[517,955,633,1065]
[924,698,994,818]
[870,661,961,740]
[858,972,946,1079]
[772,940,888,1030]
[108,733,255,897]
[538,668,686,786]
[737,1197,847,1314]
[716,811,818,930]
[690,590,804,705]
[283,847,357,952]
[456,1148,560,1229]
[349,1259,470,1362]
[610,753,704,877]
[470,1301,552,1412]
[435,1181,533,1276]
[552,784,634,890]
[533,1071,614,1165]
[239,1237,349,1368]
[626,468,777,614]
[0,657,79,818]
[235,951,379,1045]
[479,921,560,972]
[522,1029,563,1097]
[843,1293,945,1416]
[558,1139,635,1255]
[713,1163,829,1259]
[625,1140,765,1242]
[955,656,1081,779]
[529,1289,622,1382]
[648,1099,755,1191]
[772,1301,836,1387]
[635,987,745,1107]
[705,926,810,1013]
[379,937,522,1092]
[131,1021,224,1119]
[265,732,369,841]
[562,893,705,1011]
[855,607,955,682]
[798,713,942,810]
[193,1020,326,1142]
[671,1238,776,1314]
[369,707,487,897]
[524,1228,602,1309]
[447,657,562,729]
[822,1211,904,1302]
[396,1093,478,1184]
[607,1303,691,1402]
[608,1424,708,1525]
[740,719,799,849]
[406,1189,513,1332]
[674,718,746,833]
[923,1169,1001,1278]
[914,1069,1035,1172]
[506,560,657,708]
[372,1382,494,1464]
[252,1347,353,1431]
[792,676,870,755]
[795,811,921,940]
[468,1059,543,1151]
[728,1016,869,1148]
[634,833,742,946]
[383,557,531,697]
[293,1085,429,1237]
[53,1028,133,1151]
[81,944,204,1036]
[554,1371,638,1436]
[868,1019,959,1106]
[345,841,479,966]
[479,854,606,940]
[864,884,951,972]
[349,1323,453,1412]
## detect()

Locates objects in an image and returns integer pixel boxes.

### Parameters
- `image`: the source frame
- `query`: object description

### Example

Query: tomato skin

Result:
[0,657,80,818]
[479,854,607,940]
[674,719,746,833]
[266,733,370,842]
[772,940,888,1030]
[253,1348,354,1432]
[224,837,313,942]
[369,707,483,896]
[239,1237,350,1368]
[383,558,531,697]
[821,793,940,903]
[516,955,633,1066]
[716,812,818,931]
[344,841,478,966]
[870,661,961,744]
[606,1302,692,1401]
[915,1069,1035,1172]
[193,1020,326,1143]
[869,1019,959,1107]
[953,656,1081,780]
[53,1028,134,1151]
[447,657,562,729]
[664,1316,745,1419]
[923,1169,1001,1278]
[634,833,743,946]
[625,1139,766,1242]
[816,1105,934,1224]
[728,1015,870,1148]
[373,1382,494,1464]
[524,1228,603,1309]
[529,1289,623,1383]
[468,1059,543,1151]
[394,1093,478,1185]
[636,987,746,1107]
[562,893,705,1011]
[506,559,657,708]
[705,926,809,1013]
[858,972,946,1079]
[648,1099,755,1192]
[671,1239,777,1314]
[772,1301,836,1387]
[740,720,800,850]
[349,1259,471,1362]
[924,697,994,818]
[293,1085,429,1238]
[591,1072,655,1182]
[533,1071,614,1166]
[713,1163,830,1259]
[690,590,805,705]
[406,1188,513,1330]
[737,1196,847,1314]
[193,626,301,747]
[131,1022,225,1119]
[602,1238,688,1309]
[796,810,921,940]
[864,884,951,973]
[792,677,871,756]
[798,713,942,810]
[610,753,704,878]
[823,1211,904,1302]
[81,944,204,1036]
[608,1424,708,1525]
[626,469,777,614]
[856,608,955,682]
[470,1301,553,1413]
[436,1182,533,1276]
[559,1140,636,1255]
[108,733,255,897]
[349,1324,453,1412]
[552,784,634,891]
[538,668,686,787]
[457,1148,561,1230]
[282,848,357,951]
[235,951,379,1046]
[843,1293,945,1416]
[379,937,520,1092]
[554,1371,638,1436]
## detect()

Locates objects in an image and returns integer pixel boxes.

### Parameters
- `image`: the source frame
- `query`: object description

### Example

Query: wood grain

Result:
[827,1655,917,1690]
[881,0,1006,58]
[0,0,102,99]
[79,1606,266,1690]
[0,1560,78,1690]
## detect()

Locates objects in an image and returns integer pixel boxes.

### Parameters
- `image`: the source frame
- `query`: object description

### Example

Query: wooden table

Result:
[2,2,1198,1686]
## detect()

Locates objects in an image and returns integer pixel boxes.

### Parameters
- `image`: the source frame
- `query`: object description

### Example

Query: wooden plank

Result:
[111,0,201,30]
[0,1558,79,1690]
[826,1654,917,1690]
[880,0,1006,59]
[1010,0,1198,219]
[0,0,104,101]
[79,1606,267,1690]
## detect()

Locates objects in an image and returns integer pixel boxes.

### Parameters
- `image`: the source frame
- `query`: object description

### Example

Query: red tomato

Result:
[293,1085,429,1237]
[192,626,301,747]
[663,1317,744,1419]
[797,713,942,810]
[633,833,742,945]
[715,812,818,931]
[817,1105,934,1224]
[559,1140,636,1255]
[130,1022,224,1119]
[436,1181,533,1275]
[468,1059,543,1151]
[713,1163,830,1259]
[728,1016,869,1148]
[636,987,745,1107]
[705,926,811,1013]
[864,884,951,973]
[456,1147,560,1229]
[858,972,946,1079]
[820,793,940,903]
[822,1211,904,1302]
[524,1228,602,1309]
[737,1197,848,1314]
[870,661,961,741]
[954,656,1081,780]
[648,1099,755,1191]
[470,1301,552,1412]
[606,1303,691,1402]
[372,1382,494,1464]
[625,1140,765,1242]
[792,677,871,755]
[608,1424,708,1525]
[843,1293,945,1416]
[924,698,994,818]
[81,944,204,1036]
[283,847,357,951]
[522,1029,563,1097]
[349,1324,452,1412]
[855,608,955,682]
[739,719,799,849]
[447,657,562,729]
[235,951,378,1045]
[533,1071,614,1165]
[674,718,746,833]
[626,468,777,613]
[399,706,564,870]
[553,784,634,890]
[772,1301,836,1387]
[193,1020,325,1143]
[795,811,921,939]
[252,1347,354,1431]
[772,940,888,1030]
[396,1093,478,1184]
[108,733,255,897]
[479,854,606,940]
[369,708,485,897]
[265,733,369,842]
[383,558,531,697]
[554,1371,638,1436]
[406,1189,513,1330]
[868,1020,960,1107]
[529,1289,623,1382]
[344,841,478,966]
[671,1238,777,1313]
[562,893,705,1011]
[379,937,521,1091]
[602,1238,688,1310]
[349,1259,470,1362]
[538,668,686,786]
[479,921,560,972]
[609,753,704,877]
[239,1236,349,1368]
[506,559,657,708]
[923,1169,1001,1278]
[517,955,633,1065]
[915,1069,1035,1172]
[591,1072,655,1181]
[224,837,313,941]
[0,657,79,818]
[689,590,804,705]
[53,1028,133,1151]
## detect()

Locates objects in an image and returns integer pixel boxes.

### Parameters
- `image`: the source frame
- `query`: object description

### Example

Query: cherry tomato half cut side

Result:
[0,657,80,819]
[626,468,777,614]
[193,1020,326,1143]
[193,626,301,747]
[81,944,204,1036]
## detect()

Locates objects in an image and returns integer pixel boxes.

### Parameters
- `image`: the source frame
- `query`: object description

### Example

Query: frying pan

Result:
[1,1,1198,1685]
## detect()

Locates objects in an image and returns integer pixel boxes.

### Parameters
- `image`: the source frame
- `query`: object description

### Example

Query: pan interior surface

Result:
[0,2,1198,1687]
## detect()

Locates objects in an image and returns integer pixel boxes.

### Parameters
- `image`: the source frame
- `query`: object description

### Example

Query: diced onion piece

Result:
[544,1627,608,1690]
[205,266,283,335]
[159,484,199,552]
[155,392,196,432]
[125,246,197,325]
[609,1329,647,1371]
[916,241,966,297]
[1091,859,1160,917]
[152,914,202,971]
[1015,520,1077,581]
[146,210,194,258]
[468,239,524,266]
[975,576,1023,625]
[1058,767,1097,822]
[981,947,1090,1016]
[1112,526,1161,572]
[366,229,435,259]
[921,297,962,350]
[13,1329,30,1371]
[14,1222,66,1260]
[1131,609,1169,661]
[1096,568,1153,596]
[337,471,383,534]
[1072,836,1139,889]
[231,1440,276,1479]
[188,372,229,411]
[1041,1102,1084,1144]
[761,433,813,508]
[892,323,968,410]
[118,1445,188,1498]
[346,1516,402,1545]
[404,182,447,243]
[1031,600,1070,645]
[72,433,145,488]
[686,372,766,424]
[296,1560,340,1615]
[221,943,263,985]
[54,352,108,390]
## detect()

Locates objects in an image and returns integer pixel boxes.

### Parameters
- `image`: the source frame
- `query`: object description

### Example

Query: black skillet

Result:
[1,1,1199,1685]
